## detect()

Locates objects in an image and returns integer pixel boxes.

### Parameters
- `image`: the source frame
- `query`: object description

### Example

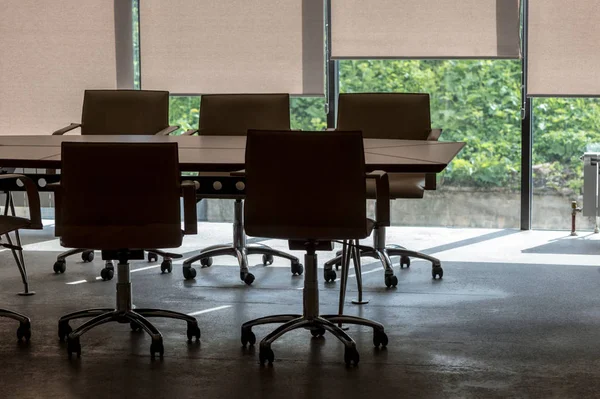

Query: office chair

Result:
[51,89,179,279]
[181,94,302,285]
[54,142,201,359]
[0,173,43,341]
[240,130,389,366]
[323,93,443,288]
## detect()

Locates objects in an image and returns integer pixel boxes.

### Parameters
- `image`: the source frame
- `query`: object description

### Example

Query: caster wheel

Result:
[147,252,159,263]
[200,257,213,267]
[262,254,274,266]
[384,275,398,288]
[187,322,201,342]
[400,256,410,268]
[150,338,164,359]
[324,268,337,283]
[58,321,72,342]
[344,346,360,366]
[432,266,443,279]
[373,330,388,348]
[130,321,142,332]
[243,273,255,286]
[16,321,31,342]
[291,262,304,276]
[160,259,173,274]
[259,346,275,365]
[81,250,94,263]
[310,327,325,338]
[183,266,197,280]
[53,260,66,274]
[100,267,114,281]
[241,327,256,347]
[67,337,81,359]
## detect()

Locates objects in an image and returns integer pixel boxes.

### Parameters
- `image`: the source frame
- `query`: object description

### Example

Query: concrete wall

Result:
[203,188,592,231]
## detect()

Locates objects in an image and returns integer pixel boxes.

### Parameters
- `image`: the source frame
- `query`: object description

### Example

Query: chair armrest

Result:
[427,128,443,141]
[0,174,42,229]
[47,183,63,235]
[425,130,442,189]
[52,123,81,135]
[181,180,199,235]
[181,129,198,136]
[155,126,179,136]
[366,171,390,226]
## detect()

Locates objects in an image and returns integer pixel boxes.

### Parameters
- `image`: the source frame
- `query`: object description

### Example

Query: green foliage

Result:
[168,97,199,134]
[532,97,600,193]
[290,97,326,131]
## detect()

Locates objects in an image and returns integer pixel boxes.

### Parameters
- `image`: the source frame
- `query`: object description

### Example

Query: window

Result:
[340,59,522,227]
[532,98,600,229]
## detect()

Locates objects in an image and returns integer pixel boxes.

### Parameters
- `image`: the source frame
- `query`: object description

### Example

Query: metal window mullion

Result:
[520,0,532,230]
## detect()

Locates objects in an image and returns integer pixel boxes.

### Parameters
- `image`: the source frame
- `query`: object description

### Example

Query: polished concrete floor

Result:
[1,223,600,398]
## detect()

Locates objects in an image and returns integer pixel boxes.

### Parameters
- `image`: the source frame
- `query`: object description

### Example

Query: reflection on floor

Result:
[0,222,599,398]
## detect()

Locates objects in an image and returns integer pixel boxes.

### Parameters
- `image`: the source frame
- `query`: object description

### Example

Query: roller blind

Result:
[331,0,521,59]
[0,0,117,135]
[140,0,324,95]
[528,0,600,96]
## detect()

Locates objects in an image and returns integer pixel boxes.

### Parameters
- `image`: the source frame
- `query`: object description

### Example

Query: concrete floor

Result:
[1,223,600,398]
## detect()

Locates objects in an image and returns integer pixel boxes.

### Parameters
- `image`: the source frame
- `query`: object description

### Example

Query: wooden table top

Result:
[0,135,465,173]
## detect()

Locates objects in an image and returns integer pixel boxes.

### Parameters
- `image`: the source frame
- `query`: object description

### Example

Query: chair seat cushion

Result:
[367,173,425,199]
[0,216,32,236]
[59,224,183,250]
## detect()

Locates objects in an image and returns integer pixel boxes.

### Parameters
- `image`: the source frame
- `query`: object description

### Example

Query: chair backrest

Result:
[57,142,183,249]
[199,94,290,136]
[244,130,368,241]
[81,90,170,135]
[337,93,431,140]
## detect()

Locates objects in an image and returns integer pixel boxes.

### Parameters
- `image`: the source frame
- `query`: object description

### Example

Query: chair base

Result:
[324,226,443,287]
[241,246,387,366]
[0,309,31,342]
[53,249,169,280]
[183,199,302,285]
[2,191,34,295]
[57,259,200,359]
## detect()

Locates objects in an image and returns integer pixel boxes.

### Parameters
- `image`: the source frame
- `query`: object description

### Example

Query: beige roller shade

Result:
[528,0,600,96]
[0,0,117,136]
[140,0,324,95]
[331,0,521,59]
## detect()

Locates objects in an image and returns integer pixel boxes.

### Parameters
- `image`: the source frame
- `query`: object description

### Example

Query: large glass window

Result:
[532,98,600,229]
[340,59,522,228]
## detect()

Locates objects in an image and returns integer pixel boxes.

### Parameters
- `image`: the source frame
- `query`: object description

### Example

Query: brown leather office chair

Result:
[323,93,443,288]
[181,94,302,285]
[54,142,200,359]
[240,130,389,366]
[51,89,179,279]
[0,174,43,341]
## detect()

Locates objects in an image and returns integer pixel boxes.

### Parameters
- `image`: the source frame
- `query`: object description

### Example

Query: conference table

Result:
[0,135,465,201]
[0,134,465,175]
